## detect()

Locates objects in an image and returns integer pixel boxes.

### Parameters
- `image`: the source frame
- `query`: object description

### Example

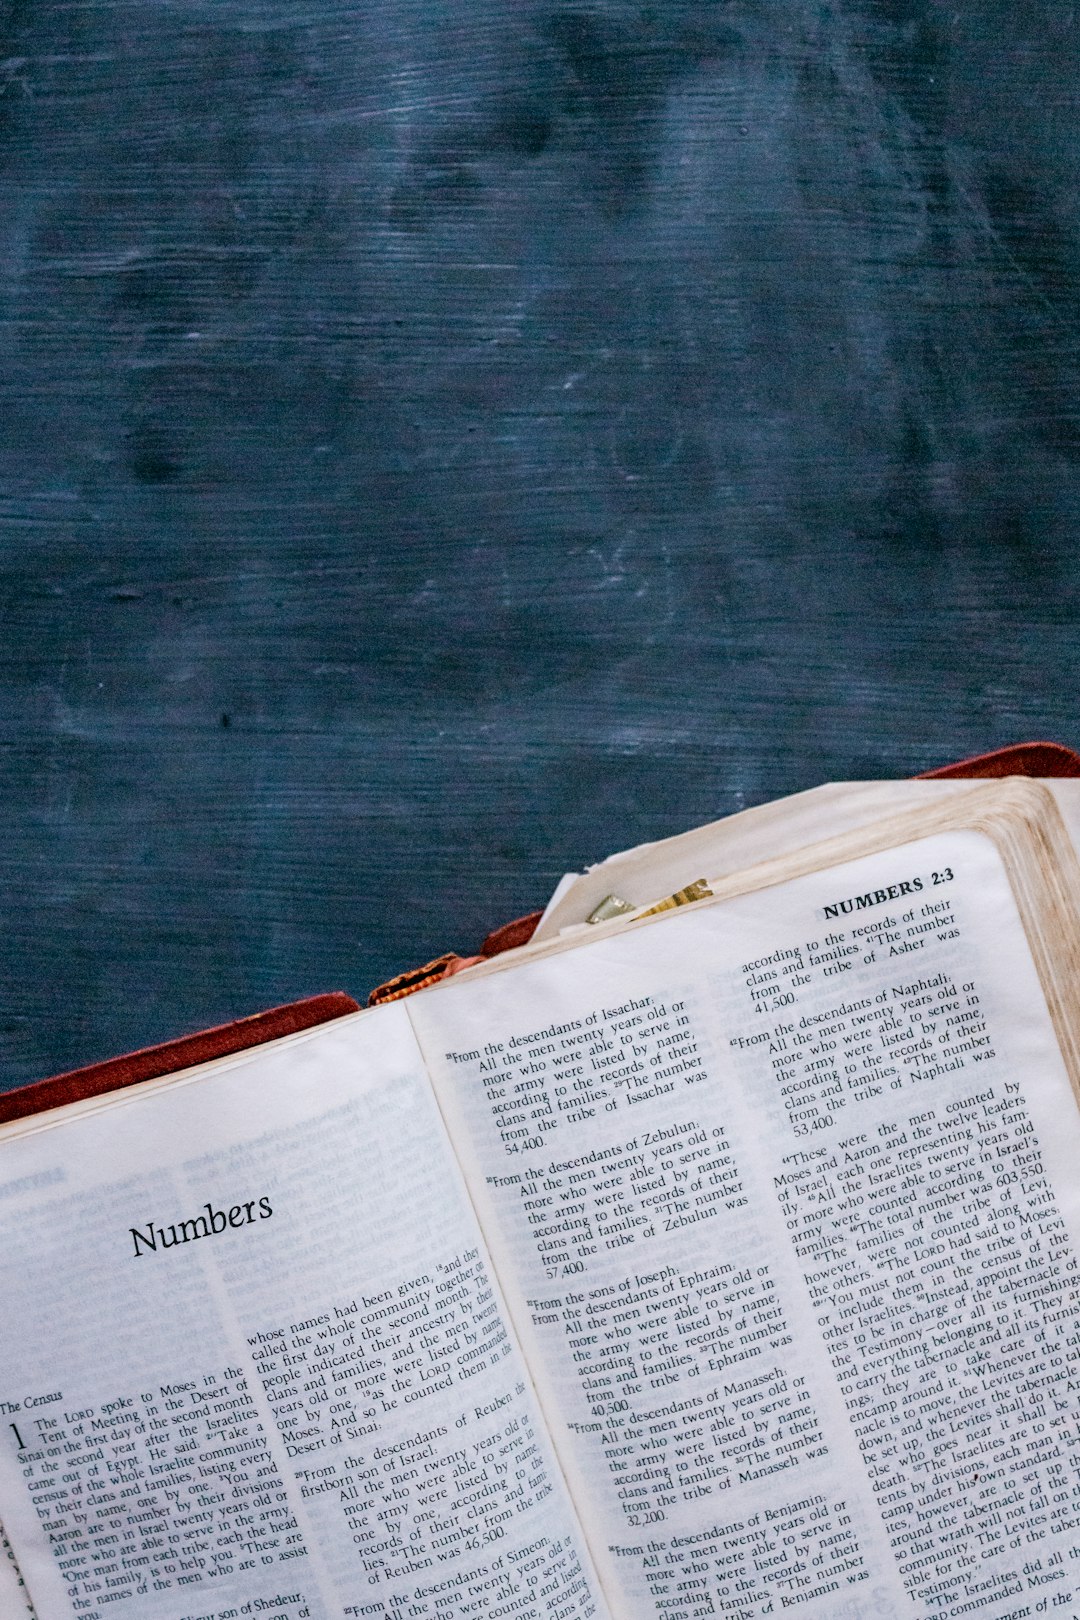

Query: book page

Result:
[0,1007,607,1620]
[411,827,1080,1620]
[532,779,1080,938]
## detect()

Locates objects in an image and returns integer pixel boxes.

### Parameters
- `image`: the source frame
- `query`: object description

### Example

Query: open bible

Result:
[4,776,1080,1620]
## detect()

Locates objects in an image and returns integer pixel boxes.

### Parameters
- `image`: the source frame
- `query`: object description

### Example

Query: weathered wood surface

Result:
[1,1,1079,1087]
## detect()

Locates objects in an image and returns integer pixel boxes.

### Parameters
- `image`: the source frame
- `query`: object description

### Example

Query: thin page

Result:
[0,1522,37,1616]
[411,828,1080,1620]
[0,1006,607,1620]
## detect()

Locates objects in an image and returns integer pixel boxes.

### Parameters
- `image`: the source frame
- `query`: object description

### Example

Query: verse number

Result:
[931,867,955,886]
[752,990,795,1015]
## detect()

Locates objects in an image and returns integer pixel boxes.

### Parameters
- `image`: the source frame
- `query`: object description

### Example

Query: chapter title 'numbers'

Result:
[931,868,955,886]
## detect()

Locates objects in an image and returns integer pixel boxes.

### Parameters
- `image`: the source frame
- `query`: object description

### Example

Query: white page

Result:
[0,1007,607,1620]
[412,829,1080,1620]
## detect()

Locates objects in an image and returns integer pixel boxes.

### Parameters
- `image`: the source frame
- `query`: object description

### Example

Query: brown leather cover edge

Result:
[920,741,1080,780]
[479,912,545,958]
[0,992,361,1127]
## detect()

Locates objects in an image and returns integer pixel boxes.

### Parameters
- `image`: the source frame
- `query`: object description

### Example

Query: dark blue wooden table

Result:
[2,0,1078,1087]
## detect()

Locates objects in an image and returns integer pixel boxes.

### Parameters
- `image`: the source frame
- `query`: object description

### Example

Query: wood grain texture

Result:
[1,0,1079,1086]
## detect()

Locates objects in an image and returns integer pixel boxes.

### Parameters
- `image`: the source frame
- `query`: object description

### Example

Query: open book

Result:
[4,777,1080,1620]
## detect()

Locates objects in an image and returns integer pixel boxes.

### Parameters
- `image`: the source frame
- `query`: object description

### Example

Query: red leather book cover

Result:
[919,741,1080,780]
[0,992,360,1127]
